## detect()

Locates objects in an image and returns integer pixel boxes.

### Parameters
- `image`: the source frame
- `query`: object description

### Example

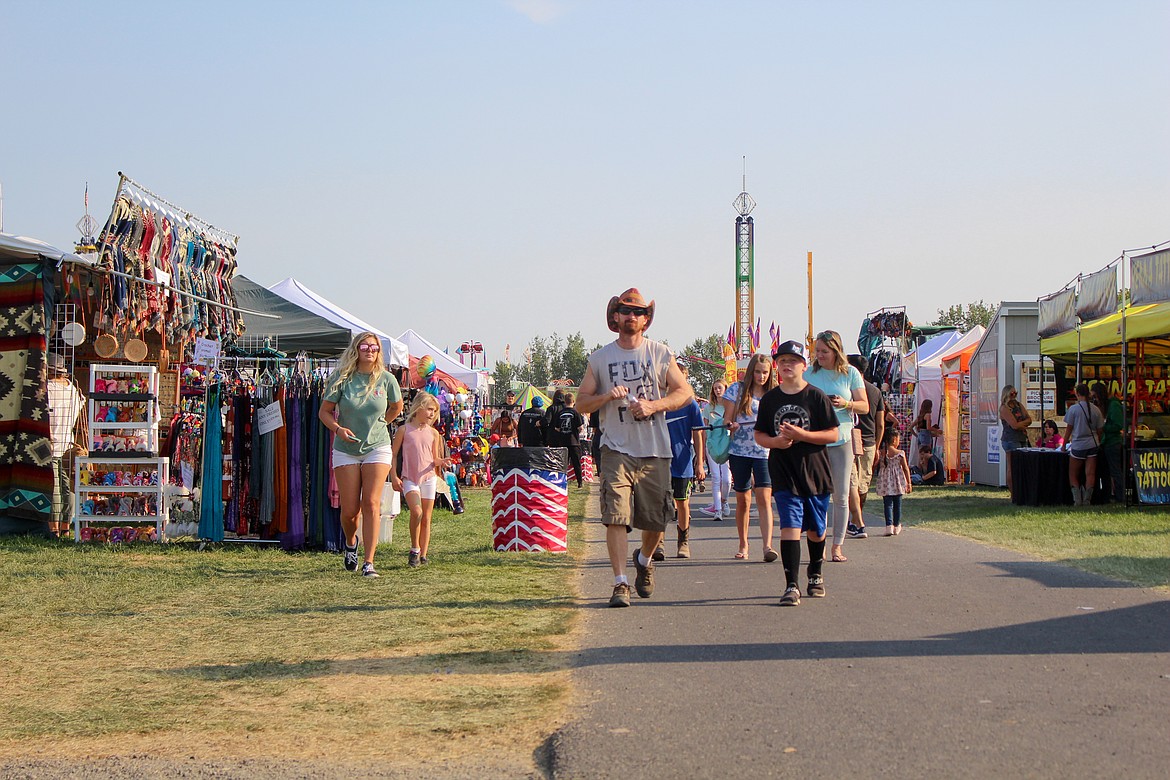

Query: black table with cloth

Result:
[1011,449,1073,506]
[1010,448,1110,506]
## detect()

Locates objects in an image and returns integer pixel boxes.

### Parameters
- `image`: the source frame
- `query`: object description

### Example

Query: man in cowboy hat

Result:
[577,288,695,607]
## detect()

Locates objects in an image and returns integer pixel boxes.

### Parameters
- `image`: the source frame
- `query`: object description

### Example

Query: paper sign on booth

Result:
[1025,389,1055,409]
[256,402,284,435]
[192,337,221,366]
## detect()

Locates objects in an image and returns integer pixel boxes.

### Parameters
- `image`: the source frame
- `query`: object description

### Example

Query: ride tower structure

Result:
[733,176,756,359]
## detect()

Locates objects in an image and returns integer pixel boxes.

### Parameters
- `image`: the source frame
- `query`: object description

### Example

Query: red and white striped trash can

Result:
[577,453,595,483]
[491,447,568,553]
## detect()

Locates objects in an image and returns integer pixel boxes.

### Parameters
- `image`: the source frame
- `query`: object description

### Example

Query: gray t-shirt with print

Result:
[586,339,675,459]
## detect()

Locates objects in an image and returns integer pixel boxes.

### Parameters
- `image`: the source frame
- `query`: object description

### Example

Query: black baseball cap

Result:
[773,340,807,363]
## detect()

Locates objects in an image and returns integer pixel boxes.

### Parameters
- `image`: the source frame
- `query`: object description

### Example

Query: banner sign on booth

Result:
[192,337,221,366]
[1133,448,1170,504]
[986,425,1001,464]
[1130,248,1170,306]
[1076,265,1118,323]
[1038,287,1077,338]
[976,350,999,423]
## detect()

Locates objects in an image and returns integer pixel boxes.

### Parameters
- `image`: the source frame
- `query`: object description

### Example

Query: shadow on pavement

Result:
[169,600,1170,683]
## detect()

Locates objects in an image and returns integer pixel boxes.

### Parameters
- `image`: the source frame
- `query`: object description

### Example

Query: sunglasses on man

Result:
[617,305,649,316]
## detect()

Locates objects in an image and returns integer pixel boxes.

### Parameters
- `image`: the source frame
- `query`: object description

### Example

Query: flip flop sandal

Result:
[763,548,779,563]
[832,553,848,562]
[734,550,748,560]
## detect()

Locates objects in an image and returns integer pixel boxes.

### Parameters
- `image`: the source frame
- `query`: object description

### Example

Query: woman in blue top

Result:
[722,353,778,561]
[804,330,869,562]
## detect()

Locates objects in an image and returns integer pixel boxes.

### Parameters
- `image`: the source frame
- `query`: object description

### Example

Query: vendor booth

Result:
[968,302,1041,488]
[0,234,75,534]
[857,307,961,466]
[939,331,984,483]
[3,173,430,547]
[911,326,984,481]
[1039,242,1170,505]
[901,329,964,459]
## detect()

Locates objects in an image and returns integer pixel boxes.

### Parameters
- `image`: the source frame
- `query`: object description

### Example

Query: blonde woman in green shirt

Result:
[319,332,404,577]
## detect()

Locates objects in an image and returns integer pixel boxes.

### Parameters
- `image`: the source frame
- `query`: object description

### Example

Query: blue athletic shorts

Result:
[774,489,830,536]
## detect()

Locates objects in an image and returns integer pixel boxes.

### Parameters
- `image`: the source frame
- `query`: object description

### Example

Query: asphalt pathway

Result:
[545,488,1170,779]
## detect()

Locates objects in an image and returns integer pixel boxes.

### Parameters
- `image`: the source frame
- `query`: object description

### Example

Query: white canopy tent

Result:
[902,327,985,444]
[397,328,488,391]
[0,233,87,263]
[267,278,409,367]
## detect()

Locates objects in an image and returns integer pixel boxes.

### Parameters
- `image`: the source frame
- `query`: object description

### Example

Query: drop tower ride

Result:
[733,171,756,358]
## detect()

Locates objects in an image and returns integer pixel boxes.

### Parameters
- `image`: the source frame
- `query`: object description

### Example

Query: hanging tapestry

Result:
[0,259,55,523]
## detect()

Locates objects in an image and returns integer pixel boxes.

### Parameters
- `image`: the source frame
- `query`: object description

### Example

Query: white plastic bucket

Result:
[357,486,399,545]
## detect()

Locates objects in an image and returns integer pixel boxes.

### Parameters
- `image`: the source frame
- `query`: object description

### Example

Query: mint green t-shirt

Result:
[324,370,403,456]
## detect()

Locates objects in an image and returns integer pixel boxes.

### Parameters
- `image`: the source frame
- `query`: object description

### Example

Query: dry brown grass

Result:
[0,485,590,768]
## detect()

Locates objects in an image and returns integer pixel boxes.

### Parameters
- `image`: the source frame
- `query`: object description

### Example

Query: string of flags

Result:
[724,320,781,356]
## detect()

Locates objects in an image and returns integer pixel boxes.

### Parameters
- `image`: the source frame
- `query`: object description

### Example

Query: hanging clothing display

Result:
[282,382,306,551]
[197,384,224,542]
[865,349,905,392]
[191,362,344,550]
[95,178,245,354]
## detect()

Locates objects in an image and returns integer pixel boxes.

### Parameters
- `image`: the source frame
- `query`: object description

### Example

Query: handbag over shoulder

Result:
[705,407,732,465]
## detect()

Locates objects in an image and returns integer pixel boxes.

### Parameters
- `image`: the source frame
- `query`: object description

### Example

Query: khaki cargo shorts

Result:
[851,444,877,495]
[599,446,674,533]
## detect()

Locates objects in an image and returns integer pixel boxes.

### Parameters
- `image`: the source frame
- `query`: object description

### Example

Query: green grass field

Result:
[0,486,587,763]
[900,486,1170,588]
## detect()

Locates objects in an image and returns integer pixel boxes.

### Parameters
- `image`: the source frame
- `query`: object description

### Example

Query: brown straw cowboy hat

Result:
[606,288,656,333]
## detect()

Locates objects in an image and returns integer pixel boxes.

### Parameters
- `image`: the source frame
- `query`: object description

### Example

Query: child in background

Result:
[391,393,449,567]
[700,379,733,520]
[875,429,912,536]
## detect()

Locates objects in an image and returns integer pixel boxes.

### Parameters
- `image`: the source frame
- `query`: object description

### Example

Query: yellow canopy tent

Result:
[515,384,554,410]
[1041,302,1170,361]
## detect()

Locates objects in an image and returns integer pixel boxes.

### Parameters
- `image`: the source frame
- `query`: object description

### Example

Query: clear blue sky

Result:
[3,1,1167,366]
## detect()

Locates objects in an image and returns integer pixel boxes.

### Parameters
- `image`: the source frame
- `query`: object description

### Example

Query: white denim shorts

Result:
[402,475,438,500]
[332,444,394,468]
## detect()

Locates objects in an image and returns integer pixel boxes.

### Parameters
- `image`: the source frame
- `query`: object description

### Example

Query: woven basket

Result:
[94,333,118,358]
[124,338,148,362]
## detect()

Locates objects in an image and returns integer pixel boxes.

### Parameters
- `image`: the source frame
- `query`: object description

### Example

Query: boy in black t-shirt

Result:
[754,341,840,606]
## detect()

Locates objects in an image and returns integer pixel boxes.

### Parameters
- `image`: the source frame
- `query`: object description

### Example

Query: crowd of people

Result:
[319,290,1131,589]
[999,380,1125,506]
[576,288,947,609]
